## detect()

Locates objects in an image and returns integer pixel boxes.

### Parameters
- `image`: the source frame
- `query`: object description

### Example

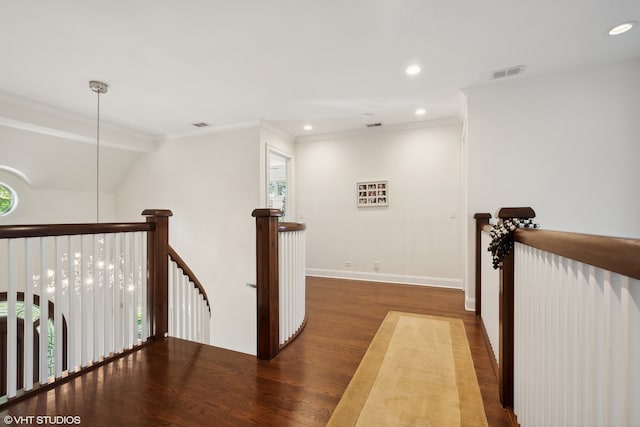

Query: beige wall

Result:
[115,125,261,354]
[296,120,464,288]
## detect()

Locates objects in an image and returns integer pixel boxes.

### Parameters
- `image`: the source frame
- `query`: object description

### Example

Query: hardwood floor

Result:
[2,277,511,426]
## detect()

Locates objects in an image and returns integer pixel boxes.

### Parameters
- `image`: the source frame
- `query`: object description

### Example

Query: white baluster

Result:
[93,234,101,362]
[7,239,18,397]
[123,232,131,348]
[55,236,64,377]
[187,275,193,340]
[114,234,121,353]
[80,235,89,367]
[67,236,77,372]
[103,234,112,358]
[168,261,174,336]
[24,238,34,391]
[140,233,148,340]
[40,237,50,381]
[191,284,197,341]
[132,232,140,343]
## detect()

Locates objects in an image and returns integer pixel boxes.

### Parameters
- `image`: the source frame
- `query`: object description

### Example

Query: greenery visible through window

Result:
[0,301,56,377]
[0,182,16,216]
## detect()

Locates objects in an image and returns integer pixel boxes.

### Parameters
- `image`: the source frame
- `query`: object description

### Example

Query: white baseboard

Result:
[306,268,462,289]
[465,298,476,312]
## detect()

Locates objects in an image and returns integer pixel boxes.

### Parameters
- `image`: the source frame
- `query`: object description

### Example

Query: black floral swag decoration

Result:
[488,218,539,269]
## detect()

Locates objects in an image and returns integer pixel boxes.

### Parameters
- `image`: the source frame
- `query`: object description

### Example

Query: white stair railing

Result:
[252,209,308,360]
[278,223,306,346]
[167,247,211,344]
[1,210,210,406]
[513,243,640,427]
[475,209,640,426]
[0,226,150,401]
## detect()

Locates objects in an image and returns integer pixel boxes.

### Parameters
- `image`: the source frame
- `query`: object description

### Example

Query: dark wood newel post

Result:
[142,209,173,340]
[474,213,491,316]
[252,208,282,360]
[496,206,535,409]
[498,249,515,409]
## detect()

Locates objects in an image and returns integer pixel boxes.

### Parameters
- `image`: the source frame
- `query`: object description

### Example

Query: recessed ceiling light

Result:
[406,64,421,76]
[303,124,313,131]
[609,21,636,35]
[415,108,427,116]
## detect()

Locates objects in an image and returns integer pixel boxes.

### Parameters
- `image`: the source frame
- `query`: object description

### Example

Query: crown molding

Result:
[295,116,462,143]
[260,120,294,142]
[160,120,260,141]
[0,91,157,152]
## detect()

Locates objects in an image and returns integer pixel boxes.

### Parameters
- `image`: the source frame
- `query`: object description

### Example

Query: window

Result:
[0,182,17,216]
[267,149,291,220]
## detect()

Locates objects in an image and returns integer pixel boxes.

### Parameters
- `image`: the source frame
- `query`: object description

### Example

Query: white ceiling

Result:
[1,0,639,143]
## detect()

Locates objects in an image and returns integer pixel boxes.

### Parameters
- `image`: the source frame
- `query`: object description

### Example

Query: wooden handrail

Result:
[278,222,306,232]
[168,245,211,312]
[475,207,639,414]
[0,222,153,239]
[515,228,640,280]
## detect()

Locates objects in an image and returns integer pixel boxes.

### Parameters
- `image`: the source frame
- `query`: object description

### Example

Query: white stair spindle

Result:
[67,236,77,372]
[39,237,50,382]
[123,232,131,348]
[168,261,175,337]
[103,234,112,358]
[132,232,140,343]
[55,236,64,377]
[93,234,101,361]
[114,234,121,353]
[7,239,18,397]
[24,238,34,391]
[140,233,148,340]
[80,234,89,367]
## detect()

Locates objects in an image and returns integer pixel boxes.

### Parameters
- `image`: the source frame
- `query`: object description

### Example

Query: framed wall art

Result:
[357,180,388,207]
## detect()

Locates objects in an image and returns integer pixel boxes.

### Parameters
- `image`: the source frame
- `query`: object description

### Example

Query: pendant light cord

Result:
[90,80,108,224]
[96,90,100,223]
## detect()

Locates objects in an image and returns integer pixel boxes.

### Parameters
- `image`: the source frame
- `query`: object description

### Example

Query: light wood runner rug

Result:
[328,312,488,427]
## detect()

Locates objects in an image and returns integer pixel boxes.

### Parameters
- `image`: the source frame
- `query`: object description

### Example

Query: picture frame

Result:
[357,180,388,207]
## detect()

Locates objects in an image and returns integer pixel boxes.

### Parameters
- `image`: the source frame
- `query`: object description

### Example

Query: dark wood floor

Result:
[1,277,511,426]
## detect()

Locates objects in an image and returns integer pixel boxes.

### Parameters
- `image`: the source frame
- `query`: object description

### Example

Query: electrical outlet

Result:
[373,261,380,270]
[344,261,352,267]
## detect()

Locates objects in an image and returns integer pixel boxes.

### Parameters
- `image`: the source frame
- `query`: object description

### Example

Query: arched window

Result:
[0,182,17,217]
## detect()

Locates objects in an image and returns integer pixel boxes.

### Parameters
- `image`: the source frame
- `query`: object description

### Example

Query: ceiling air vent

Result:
[366,122,382,128]
[492,65,525,80]
[192,122,209,128]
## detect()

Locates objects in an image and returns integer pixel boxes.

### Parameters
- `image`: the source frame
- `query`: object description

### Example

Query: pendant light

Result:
[89,80,108,222]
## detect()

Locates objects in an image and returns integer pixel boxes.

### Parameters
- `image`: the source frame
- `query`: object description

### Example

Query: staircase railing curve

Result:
[0,209,210,408]
[252,209,307,360]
